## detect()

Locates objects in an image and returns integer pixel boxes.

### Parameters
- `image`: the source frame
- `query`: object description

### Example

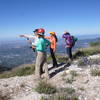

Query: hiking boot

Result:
[41,75,50,80]
[68,58,73,63]
[53,64,59,68]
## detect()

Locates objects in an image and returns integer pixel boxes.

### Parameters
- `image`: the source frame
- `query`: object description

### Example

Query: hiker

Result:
[35,28,50,79]
[62,31,77,62]
[19,29,39,52]
[45,32,58,67]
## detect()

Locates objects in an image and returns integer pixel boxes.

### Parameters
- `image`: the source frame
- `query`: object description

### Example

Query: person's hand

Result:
[19,35,25,37]
[32,46,36,49]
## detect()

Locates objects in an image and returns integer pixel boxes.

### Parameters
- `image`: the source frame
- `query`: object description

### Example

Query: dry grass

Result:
[35,81,56,94]
[0,64,35,78]
[90,41,100,47]
[40,87,78,100]
[91,69,100,76]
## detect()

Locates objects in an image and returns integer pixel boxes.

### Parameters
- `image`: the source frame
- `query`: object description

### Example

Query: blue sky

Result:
[0,0,100,39]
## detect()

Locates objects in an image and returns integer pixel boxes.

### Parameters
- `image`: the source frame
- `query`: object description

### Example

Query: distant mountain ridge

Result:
[75,33,100,40]
[0,33,100,42]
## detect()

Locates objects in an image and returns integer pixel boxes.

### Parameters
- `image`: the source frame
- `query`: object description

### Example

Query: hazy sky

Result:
[0,0,100,39]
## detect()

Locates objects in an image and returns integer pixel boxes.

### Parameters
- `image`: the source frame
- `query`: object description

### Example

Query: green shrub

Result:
[57,57,68,63]
[90,41,100,47]
[20,83,25,88]
[65,70,77,84]
[47,54,68,63]
[48,95,67,100]
[35,81,56,94]
[57,56,67,63]
[70,96,79,100]
[73,47,100,59]
[0,64,35,78]
[40,96,47,100]
[64,87,75,94]
[47,94,78,100]
[40,87,78,100]
[50,87,77,100]
[66,77,74,84]
[70,70,78,77]
[84,48,100,56]
[47,56,52,63]
[78,59,86,66]
[90,59,100,65]
[78,87,85,91]
[91,69,100,76]
[73,50,85,59]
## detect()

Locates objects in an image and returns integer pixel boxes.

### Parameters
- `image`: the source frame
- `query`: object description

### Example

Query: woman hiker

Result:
[45,32,58,67]
[35,28,51,79]
[62,31,73,62]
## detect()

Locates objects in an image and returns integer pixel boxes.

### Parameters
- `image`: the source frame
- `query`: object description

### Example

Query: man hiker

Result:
[19,29,39,52]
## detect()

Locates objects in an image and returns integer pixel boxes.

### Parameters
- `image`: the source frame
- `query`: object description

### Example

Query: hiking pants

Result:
[66,47,72,59]
[50,48,58,67]
[35,51,49,79]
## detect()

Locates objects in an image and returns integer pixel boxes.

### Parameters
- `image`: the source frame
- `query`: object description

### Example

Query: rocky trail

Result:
[0,54,100,100]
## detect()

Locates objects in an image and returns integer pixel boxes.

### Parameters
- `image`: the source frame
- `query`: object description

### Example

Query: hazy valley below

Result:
[0,34,100,69]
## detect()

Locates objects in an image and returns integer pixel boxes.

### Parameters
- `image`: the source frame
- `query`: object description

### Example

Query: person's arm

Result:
[20,34,36,44]
[45,36,51,39]
[20,34,35,39]
[46,39,51,47]
[62,34,68,39]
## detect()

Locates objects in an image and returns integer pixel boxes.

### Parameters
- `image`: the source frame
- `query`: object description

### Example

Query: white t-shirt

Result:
[31,37,38,46]
[23,34,38,46]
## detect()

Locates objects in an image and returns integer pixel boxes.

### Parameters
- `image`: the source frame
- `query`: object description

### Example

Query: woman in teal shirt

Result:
[35,28,50,79]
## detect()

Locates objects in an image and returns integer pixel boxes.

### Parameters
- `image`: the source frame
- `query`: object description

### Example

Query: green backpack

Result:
[72,36,78,47]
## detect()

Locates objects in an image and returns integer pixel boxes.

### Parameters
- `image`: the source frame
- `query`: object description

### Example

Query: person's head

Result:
[37,28,45,35]
[49,32,56,36]
[37,33,44,38]
[49,32,58,42]
[64,31,70,35]
[37,28,45,38]
[33,29,38,36]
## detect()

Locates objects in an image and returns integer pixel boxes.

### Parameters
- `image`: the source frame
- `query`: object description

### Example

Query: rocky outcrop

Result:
[0,54,100,100]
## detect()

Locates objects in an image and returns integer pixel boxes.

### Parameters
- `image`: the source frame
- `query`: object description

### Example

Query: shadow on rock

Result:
[50,63,71,78]
[48,63,65,71]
